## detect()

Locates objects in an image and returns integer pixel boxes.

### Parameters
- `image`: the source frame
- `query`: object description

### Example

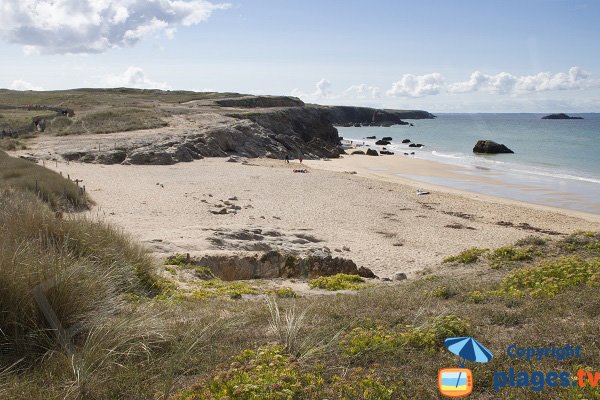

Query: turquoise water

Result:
[338,113,600,214]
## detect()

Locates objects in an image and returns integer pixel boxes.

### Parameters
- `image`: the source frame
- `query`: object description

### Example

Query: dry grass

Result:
[0,150,91,211]
[50,107,168,136]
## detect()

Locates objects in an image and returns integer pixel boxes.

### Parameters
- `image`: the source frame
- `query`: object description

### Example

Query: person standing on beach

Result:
[299,154,303,163]
[285,154,290,163]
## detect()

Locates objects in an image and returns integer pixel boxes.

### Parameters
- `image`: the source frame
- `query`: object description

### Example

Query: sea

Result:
[338,113,600,214]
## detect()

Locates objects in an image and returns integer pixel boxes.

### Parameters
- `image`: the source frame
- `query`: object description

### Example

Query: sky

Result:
[0,0,599,112]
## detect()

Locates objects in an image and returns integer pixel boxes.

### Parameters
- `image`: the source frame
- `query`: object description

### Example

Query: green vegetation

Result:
[495,257,600,297]
[0,150,91,211]
[487,245,537,268]
[172,345,396,400]
[165,253,191,267]
[51,107,168,135]
[339,325,401,356]
[268,287,298,298]
[194,279,258,299]
[443,247,487,264]
[309,273,365,290]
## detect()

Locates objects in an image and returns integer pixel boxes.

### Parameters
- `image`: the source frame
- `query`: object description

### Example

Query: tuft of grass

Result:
[164,253,191,267]
[431,286,455,299]
[443,247,487,264]
[0,137,27,151]
[0,188,159,364]
[309,274,365,291]
[0,150,91,211]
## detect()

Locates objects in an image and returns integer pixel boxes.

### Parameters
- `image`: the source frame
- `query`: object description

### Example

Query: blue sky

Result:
[0,0,599,112]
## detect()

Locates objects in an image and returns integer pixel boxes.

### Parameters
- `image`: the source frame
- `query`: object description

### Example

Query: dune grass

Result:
[0,150,91,211]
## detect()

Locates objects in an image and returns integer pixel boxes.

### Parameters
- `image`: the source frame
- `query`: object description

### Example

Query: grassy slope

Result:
[0,88,237,136]
[0,150,91,210]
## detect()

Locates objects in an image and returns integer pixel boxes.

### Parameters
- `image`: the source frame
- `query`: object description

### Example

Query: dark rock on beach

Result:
[473,140,514,154]
[366,148,379,156]
[402,139,411,143]
[375,140,391,146]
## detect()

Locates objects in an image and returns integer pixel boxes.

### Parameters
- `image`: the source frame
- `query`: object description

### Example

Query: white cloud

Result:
[292,80,381,103]
[448,67,597,95]
[104,66,171,90]
[8,80,44,91]
[344,84,380,99]
[0,0,230,54]
[386,73,445,97]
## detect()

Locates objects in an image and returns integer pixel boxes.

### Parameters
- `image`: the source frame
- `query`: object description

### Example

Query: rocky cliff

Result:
[319,105,435,127]
[1,90,433,165]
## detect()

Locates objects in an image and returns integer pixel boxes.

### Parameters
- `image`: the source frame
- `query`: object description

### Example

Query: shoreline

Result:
[315,142,600,219]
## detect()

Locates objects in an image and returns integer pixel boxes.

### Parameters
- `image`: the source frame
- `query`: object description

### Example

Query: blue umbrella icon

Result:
[445,336,493,366]
[444,336,493,388]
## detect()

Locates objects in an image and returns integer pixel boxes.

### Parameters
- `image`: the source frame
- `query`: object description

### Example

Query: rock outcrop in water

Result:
[541,113,583,120]
[473,140,514,154]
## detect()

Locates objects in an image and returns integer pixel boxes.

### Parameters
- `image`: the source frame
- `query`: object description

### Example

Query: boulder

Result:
[366,148,379,156]
[375,140,391,145]
[380,150,395,155]
[473,140,514,154]
[382,136,393,141]
[351,150,365,155]
[402,139,411,143]
[393,272,407,281]
[366,136,376,139]
[358,266,378,279]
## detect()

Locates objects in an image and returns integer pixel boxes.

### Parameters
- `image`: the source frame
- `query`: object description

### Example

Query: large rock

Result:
[195,251,376,280]
[366,148,379,156]
[541,113,583,120]
[473,140,514,154]
[375,140,391,145]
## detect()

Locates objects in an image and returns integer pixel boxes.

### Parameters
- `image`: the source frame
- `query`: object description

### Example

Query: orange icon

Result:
[438,368,473,398]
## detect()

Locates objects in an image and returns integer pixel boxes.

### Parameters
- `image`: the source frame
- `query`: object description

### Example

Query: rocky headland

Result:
[1,89,434,165]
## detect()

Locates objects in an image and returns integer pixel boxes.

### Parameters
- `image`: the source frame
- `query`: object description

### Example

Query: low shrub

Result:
[495,257,600,297]
[339,326,401,356]
[309,274,365,291]
[443,247,487,264]
[487,245,537,268]
[172,345,396,400]
[269,287,298,298]
[401,315,472,351]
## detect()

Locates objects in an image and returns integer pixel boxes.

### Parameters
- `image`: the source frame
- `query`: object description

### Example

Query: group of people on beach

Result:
[284,154,302,164]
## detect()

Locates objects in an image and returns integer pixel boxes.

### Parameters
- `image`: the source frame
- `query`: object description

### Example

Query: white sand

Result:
[44,156,600,279]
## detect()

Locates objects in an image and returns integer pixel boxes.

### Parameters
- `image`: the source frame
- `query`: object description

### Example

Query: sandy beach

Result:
[41,153,600,279]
